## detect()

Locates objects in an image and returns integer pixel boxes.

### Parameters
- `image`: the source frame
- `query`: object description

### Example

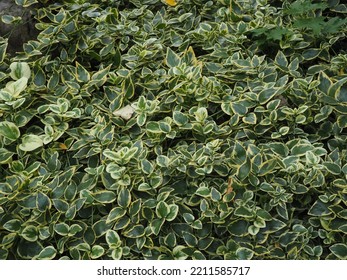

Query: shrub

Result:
[0,0,346,260]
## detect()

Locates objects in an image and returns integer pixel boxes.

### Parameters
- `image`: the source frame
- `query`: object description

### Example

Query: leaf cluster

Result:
[0,0,346,260]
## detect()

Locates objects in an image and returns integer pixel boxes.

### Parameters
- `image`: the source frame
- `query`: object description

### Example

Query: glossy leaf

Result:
[19,134,43,151]
[10,62,31,80]
[0,121,20,141]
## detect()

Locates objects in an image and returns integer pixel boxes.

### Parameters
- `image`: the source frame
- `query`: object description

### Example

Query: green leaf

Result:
[0,40,8,63]
[0,89,12,102]
[288,58,299,71]
[329,244,347,260]
[21,225,38,242]
[248,225,260,235]
[275,51,288,67]
[65,205,77,220]
[166,204,179,221]
[103,149,120,161]
[196,186,210,197]
[91,65,111,84]
[302,48,321,60]
[33,66,46,87]
[3,219,22,232]
[35,246,57,260]
[228,220,249,236]
[141,159,154,174]
[36,191,51,212]
[268,143,289,157]
[235,206,253,218]
[231,102,247,116]
[159,121,171,133]
[54,223,69,236]
[5,77,28,97]
[257,209,273,221]
[123,147,138,162]
[183,231,198,247]
[267,26,288,41]
[106,207,127,224]
[93,220,113,237]
[0,182,12,194]
[173,111,189,126]
[242,113,257,124]
[123,224,145,238]
[258,88,278,104]
[137,113,147,126]
[284,1,328,15]
[291,144,314,156]
[129,199,141,216]
[123,77,134,99]
[237,156,252,181]
[19,134,44,151]
[183,213,195,224]
[76,62,90,82]
[52,199,69,212]
[194,107,208,122]
[117,188,131,208]
[308,200,331,216]
[258,159,277,176]
[173,245,189,260]
[69,224,82,236]
[318,71,332,94]
[156,201,170,219]
[337,115,347,128]
[94,190,117,203]
[137,96,146,110]
[10,62,31,80]
[146,122,161,133]
[91,245,105,259]
[236,247,254,260]
[323,162,341,175]
[106,230,121,248]
[211,187,221,202]
[150,218,165,235]
[156,155,170,168]
[15,0,38,8]
[0,121,20,141]
[0,249,8,259]
[111,247,123,260]
[279,232,299,247]
[328,77,347,98]
[166,47,181,67]
[164,232,177,248]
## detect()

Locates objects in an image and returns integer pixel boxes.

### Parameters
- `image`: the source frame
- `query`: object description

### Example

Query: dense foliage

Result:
[0,0,347,260]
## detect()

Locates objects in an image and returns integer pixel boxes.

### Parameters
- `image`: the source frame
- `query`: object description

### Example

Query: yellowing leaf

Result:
[59,143,68,150]
[226,177,233,194]
[165,0,177,7]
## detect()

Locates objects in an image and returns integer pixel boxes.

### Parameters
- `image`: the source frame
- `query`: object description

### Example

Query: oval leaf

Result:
[0,121,20,141]
[106,230,121,248]
[10,62,31,80]
[36,246,57,260]
[329,244,347,260]
[19,134,43,151]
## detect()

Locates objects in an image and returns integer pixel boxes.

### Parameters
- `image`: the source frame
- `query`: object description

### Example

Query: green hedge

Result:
[0,0,347,260]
